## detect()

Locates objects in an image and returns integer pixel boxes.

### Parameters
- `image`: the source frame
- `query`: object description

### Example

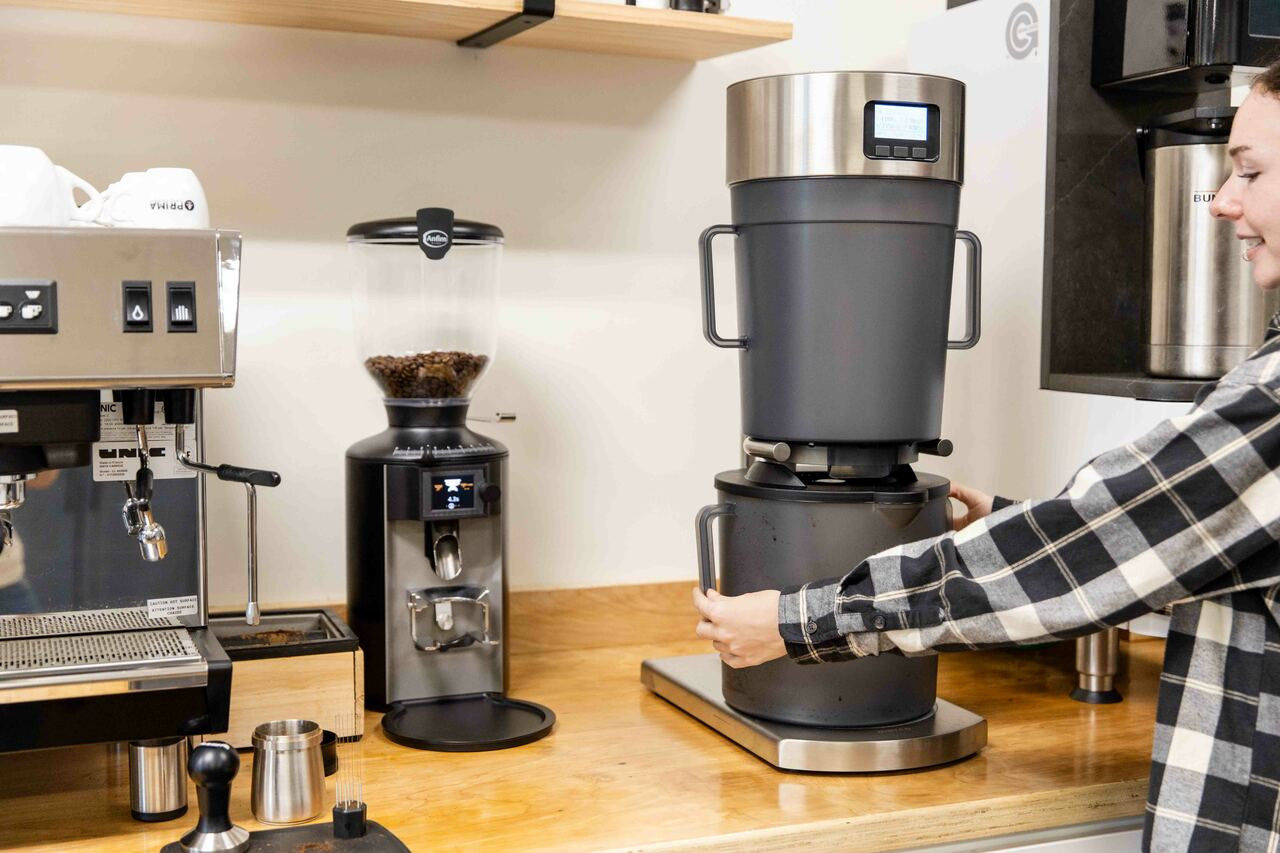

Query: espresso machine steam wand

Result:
[174,424,281,626]
[122,426,168,562]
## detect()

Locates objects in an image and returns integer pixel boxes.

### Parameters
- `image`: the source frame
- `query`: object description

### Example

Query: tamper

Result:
[179,742,251,853]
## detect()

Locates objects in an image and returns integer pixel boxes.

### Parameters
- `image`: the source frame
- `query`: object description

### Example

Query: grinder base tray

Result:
[642,653,987,772]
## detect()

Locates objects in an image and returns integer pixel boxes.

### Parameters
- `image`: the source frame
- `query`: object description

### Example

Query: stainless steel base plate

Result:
[641,653,987,773]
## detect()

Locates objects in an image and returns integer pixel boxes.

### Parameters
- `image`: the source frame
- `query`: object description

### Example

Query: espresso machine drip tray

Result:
[0,607,180,639]
[642,655,986,773]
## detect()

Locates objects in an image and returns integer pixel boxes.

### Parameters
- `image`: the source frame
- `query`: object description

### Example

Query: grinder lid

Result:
[714,468,949,504]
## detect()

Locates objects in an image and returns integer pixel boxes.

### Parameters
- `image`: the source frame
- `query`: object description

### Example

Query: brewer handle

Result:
[948,230,982,350]
[699,225,747,349]
[695,503,735,593]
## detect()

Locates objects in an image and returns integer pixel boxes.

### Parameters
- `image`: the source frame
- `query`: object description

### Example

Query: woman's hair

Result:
[1257,59,1280,97]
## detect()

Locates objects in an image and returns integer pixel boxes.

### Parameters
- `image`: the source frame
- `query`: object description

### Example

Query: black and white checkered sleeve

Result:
[777,373,1280,664]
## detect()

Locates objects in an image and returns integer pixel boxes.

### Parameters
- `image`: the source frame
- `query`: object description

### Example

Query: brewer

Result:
[0,226,278,810]
[346,209,553,751]
[643,71,988,771]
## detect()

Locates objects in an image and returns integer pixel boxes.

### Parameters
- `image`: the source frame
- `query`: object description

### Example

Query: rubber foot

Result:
[1070,687,1123,704]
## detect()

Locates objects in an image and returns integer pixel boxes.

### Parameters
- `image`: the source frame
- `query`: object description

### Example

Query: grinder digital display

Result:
[863,99,941,162]
[430,473,476,512]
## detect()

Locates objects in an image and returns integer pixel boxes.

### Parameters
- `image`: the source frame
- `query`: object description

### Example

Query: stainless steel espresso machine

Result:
[0,226,277,817]
[346,209,553,751]
[642,71,989,772]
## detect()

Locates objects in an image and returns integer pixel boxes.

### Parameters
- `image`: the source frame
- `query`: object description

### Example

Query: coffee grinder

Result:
[345,208,554,750]
[642,72,988,771]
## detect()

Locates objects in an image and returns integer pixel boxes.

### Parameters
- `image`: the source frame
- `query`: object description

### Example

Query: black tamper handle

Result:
[188,742,239,835]
[215,465,281,488]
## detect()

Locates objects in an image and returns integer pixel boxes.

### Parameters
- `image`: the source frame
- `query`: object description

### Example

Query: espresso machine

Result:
[346,209,554,751]
[0,226,277,817]
[642,71,988,771]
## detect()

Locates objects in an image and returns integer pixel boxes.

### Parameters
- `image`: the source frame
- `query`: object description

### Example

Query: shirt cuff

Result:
[991,495,1018,512]
[777,582,888,664]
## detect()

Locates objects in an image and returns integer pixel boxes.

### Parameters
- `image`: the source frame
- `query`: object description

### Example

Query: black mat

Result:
[160,820,408,852]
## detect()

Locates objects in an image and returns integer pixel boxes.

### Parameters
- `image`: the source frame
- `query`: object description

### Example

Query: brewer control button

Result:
[805,620,818,634]
[19,302,42,321]
[480,483,502,503]
[872,615,887,629]
[167,282,196,332]
[0,303,11,320]
[893,146,909,158]
[874,144,890,157]
[912,147,928,158]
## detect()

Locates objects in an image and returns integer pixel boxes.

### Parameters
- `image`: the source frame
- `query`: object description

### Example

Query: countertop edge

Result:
[606,780,1148,852]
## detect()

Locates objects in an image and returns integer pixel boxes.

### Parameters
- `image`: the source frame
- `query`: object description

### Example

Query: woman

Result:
[693,64,1280,853]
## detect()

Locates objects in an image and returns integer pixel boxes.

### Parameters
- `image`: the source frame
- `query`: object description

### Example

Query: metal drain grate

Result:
[0,608,180,640]
[0,629,200,677]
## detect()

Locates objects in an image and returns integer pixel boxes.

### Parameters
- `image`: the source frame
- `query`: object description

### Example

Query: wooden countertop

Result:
[0,583,1162,852]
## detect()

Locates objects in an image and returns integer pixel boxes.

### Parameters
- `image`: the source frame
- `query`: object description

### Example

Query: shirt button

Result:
[805,620,818,634]
[872,615,887,630]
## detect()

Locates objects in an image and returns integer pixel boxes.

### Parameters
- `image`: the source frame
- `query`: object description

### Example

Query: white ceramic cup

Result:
[0,145,100,226]
[89,167,209,229]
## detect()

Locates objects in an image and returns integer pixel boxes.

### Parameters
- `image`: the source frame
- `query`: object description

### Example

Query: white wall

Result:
[0,0,1184,606]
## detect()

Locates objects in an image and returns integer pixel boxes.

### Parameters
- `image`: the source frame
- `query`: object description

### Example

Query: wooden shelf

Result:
[2,0,792,60]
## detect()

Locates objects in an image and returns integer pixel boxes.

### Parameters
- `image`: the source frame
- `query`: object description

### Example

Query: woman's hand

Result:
[692,586,786,668]
[949,483,994,531]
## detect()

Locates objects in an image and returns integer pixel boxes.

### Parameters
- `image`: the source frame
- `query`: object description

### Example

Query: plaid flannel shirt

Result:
[778,314,1280,852]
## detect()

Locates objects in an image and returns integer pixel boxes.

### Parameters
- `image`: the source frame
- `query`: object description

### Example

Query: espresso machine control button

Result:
[167,282,197,332]
[0,280,56,332]
[122,281,154,332]
[480,483,502,503]
[18,302,43,321]
[0,303,12,320]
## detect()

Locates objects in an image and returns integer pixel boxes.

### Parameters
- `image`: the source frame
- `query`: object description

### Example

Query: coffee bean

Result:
[365,351,490,399]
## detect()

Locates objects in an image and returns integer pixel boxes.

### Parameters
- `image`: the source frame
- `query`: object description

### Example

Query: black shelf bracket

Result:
[458,0,555,48]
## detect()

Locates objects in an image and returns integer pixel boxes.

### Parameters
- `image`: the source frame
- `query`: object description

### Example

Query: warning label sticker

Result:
[0,410,16,435]
[92,400,199,483]
[147,595,199,620]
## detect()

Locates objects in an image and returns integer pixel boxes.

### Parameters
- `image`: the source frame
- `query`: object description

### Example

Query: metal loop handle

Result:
[695,503,735,593]
[699,225,747,349]
[948,230,982,350]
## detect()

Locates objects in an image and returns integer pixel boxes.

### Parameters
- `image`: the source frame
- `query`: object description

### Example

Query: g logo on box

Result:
[422,230,449,249]
[1006,2,1039,60]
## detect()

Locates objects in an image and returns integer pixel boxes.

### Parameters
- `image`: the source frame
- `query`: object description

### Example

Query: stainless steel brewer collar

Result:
[726,71,966,186]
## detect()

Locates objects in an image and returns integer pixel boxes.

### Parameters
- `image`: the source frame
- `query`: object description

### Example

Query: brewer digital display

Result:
[431,474,475,512]
[874,104,928,141]
[863,100,941,162]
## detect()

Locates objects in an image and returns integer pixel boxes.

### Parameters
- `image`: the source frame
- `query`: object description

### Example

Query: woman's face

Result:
[1211,88,1280,290]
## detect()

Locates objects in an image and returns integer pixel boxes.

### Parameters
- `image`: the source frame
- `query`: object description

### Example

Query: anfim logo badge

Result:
[422,230,449,249]
[1006,2,1039,59]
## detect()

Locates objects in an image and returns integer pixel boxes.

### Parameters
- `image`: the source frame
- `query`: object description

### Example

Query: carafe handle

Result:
[699,225,747,349]
[695,503,735,592]
[948,230,982,350]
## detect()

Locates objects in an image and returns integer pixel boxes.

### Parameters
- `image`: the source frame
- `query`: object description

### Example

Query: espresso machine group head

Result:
[345,210,553,751]
[0,226,278,770]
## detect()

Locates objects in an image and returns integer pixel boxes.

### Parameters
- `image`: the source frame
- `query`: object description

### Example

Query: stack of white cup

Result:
[0,145,209,229]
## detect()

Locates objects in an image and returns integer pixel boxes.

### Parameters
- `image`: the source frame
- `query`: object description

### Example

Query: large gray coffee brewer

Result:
[642,71,989,771]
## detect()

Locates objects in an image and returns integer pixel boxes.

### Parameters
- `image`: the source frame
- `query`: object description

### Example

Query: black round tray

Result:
[382,693,554,752]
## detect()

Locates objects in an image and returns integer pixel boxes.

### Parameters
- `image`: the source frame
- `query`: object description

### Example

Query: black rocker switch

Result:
[123,281,153,333]
[167,282,196,332]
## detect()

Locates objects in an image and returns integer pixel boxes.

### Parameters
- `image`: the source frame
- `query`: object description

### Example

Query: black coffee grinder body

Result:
[345,211,553,751]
